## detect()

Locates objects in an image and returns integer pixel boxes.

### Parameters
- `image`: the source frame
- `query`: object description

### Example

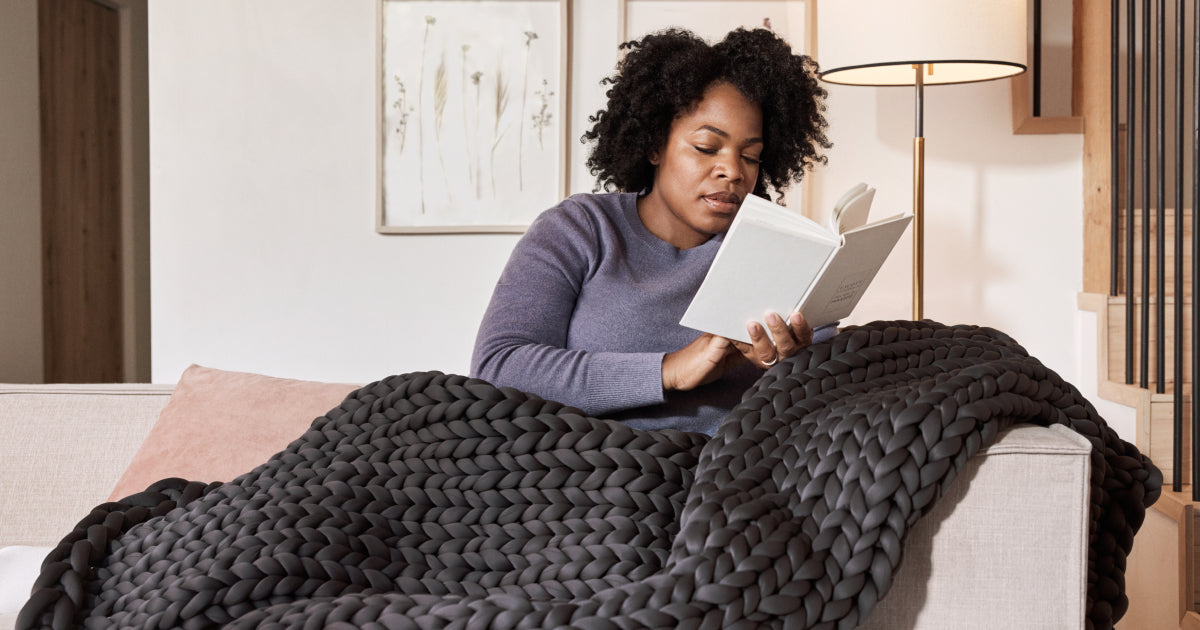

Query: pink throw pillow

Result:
[107,365,360,502]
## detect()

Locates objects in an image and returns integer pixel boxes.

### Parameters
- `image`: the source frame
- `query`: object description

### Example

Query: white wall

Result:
[150,0,625,383]
[1075,308,1136,439]
[0,0,44,383]
[812,79,1085,388]
[149,0,1089,399]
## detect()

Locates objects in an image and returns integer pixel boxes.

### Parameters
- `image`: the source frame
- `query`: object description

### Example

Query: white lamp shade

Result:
[817,0,1027,86]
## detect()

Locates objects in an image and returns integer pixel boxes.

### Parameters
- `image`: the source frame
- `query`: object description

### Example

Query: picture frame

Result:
[376,0,571,234]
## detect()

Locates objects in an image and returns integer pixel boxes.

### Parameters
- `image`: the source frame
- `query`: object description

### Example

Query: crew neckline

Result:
[618,192,724,257]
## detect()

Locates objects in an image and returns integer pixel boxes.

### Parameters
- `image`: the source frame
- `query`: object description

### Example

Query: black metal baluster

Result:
[1192,0,1200,500]
[1126,0,1137,384]
[1113,0,1123,298]
[1034,0,1043,116]
[1142,0,1152,390]
[1174,0,1185,492]
[1157,0,1166,394]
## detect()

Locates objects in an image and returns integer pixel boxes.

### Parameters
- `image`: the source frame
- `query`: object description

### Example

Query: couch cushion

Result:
[107,365,359,501]
[0,384,172,547]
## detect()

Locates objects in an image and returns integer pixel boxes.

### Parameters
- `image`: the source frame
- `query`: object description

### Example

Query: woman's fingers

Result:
[729,338,755,362]
[765,311,799,357]
[787,311,814,349]
[662,334,741,391]
[735,312,817,370]
[746,320,780,367]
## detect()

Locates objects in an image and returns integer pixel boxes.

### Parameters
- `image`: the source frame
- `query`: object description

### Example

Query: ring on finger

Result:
[762,355,779,367]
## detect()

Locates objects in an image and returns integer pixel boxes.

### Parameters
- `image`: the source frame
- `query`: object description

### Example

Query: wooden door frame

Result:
[109,0,150,383]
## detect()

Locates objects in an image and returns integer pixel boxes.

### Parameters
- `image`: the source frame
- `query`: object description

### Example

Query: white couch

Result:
[0,375,1093,629]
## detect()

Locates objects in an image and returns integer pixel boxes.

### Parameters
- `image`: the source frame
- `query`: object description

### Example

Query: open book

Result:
[680,183,912,344]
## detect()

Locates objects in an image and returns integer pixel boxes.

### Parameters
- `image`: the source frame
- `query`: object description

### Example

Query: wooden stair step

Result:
[1108,295,1195,388]
[1115,207,1195,297]
[1147,392,1195,486]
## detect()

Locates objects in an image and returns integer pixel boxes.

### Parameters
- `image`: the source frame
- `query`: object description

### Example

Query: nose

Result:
[715,153,744,183]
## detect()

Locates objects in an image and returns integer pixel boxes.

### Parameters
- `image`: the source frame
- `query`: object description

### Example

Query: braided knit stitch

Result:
[17,321,1161,629]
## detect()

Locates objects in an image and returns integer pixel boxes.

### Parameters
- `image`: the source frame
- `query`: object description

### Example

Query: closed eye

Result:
[694,145,761,165]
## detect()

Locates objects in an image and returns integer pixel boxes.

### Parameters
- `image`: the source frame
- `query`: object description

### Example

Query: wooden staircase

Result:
[1102,208,1194,485]
[1082,215,1200,628]
[1072,3,1200,628]
[1079,209,1200,628]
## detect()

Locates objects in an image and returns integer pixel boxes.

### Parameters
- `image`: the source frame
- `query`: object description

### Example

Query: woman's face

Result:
[638,81,763,250]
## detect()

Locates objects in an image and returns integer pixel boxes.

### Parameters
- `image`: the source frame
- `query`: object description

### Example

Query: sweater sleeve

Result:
[470,204,666,416]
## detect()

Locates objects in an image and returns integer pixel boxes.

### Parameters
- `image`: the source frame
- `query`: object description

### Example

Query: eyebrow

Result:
[695,124,764,145]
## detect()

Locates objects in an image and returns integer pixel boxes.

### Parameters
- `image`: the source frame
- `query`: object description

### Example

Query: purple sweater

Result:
[471,192,830,435]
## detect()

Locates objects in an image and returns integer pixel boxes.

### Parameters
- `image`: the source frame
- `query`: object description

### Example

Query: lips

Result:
[703,192,742,214]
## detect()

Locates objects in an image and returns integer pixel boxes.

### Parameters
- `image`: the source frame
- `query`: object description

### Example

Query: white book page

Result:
[833,187,876,234]
[736,194,832,240]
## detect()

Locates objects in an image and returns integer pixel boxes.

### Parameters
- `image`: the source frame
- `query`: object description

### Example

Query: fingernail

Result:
[746,321,760,337]
[765,312,781,326]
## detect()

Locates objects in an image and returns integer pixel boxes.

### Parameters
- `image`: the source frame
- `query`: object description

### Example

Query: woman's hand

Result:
[662,311,814,391]
[662,333,742,392]
[733,310,814,369]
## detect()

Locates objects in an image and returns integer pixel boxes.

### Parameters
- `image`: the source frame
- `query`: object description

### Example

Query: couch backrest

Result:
[0,384,174,547]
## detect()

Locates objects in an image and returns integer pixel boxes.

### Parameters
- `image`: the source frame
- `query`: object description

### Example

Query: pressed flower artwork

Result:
[380,0,567,232]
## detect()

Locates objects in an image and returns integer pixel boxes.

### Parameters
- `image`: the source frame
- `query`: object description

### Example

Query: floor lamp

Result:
[816,0,1027,320]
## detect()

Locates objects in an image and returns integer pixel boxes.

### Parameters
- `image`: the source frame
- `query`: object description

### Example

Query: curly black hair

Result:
[583,28,830,200]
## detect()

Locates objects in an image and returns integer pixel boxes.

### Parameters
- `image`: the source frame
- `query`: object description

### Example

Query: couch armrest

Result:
[858,423,1092,630]
[0,384,174,547]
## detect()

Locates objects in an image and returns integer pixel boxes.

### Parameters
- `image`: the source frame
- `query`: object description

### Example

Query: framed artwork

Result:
[377,0,570,233]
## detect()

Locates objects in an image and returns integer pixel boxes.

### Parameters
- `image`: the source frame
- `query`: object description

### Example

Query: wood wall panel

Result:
[1080,0,1113,295]
[1119,507,1184,629]
[38,0,123,382]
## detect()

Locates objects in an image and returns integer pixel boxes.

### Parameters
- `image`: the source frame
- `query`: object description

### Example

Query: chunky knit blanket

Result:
[18,321,1161,630]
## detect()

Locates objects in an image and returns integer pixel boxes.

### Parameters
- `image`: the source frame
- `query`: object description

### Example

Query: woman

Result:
[470,27,832,435]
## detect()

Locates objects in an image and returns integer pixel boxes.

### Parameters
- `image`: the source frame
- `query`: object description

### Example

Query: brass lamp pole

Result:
[913,64,925,320]
[816,0,1028,322]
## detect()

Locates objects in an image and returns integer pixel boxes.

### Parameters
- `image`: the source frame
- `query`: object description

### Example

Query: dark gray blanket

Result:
[18,321,1161,629]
